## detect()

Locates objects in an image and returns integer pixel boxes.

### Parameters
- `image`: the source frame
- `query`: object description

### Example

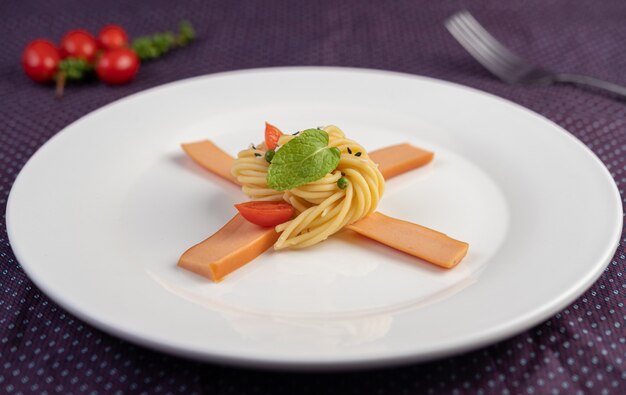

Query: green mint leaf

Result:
[267,129,341,191]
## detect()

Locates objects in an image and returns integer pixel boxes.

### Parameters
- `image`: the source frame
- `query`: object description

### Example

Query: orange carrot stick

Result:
[178,214,279,282]
[370,143,434,180]
[181,140,239,185]
[347,212,468,269]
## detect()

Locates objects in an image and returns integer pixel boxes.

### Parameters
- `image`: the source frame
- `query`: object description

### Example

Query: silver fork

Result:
[445,11,626,98]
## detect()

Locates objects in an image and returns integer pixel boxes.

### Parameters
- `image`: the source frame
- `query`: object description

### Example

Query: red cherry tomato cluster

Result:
[21,21,194,96]
[22,25,138,90]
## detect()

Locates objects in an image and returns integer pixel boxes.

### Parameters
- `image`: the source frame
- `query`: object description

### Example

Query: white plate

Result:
[7,68,622,370]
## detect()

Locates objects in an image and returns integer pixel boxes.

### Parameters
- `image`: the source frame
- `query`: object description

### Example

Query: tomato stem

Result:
[55,72,66,98]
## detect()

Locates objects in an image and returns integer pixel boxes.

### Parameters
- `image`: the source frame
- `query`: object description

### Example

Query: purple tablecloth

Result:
[1,1,625,393]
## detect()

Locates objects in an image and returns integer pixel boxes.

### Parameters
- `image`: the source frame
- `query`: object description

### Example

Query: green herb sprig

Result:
[132,21,196,60]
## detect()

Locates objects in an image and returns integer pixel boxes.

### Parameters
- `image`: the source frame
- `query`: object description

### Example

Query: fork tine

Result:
[458,12,524,65]
[450,16,517,77]
[451,11,529,75]
[446,11,530,82]
[446,18,512,79]
[457,12,526,73]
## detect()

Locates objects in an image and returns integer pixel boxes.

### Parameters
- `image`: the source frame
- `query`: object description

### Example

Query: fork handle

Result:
[554,73,626,98]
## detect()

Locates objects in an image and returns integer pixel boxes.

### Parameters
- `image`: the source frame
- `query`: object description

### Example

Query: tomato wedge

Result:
[264,122,283,150]
[234,201,295,227]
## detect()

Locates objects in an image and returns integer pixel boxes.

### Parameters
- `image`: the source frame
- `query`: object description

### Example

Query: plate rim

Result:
[6,66,624,370]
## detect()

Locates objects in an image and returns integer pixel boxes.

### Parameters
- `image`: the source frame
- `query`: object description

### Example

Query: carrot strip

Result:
[369,143,434,180]
[181,140,239,185]
[178,214,279,281]
[347,212,468,269]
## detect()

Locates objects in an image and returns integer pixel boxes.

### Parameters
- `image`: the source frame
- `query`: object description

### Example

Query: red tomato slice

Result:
[264,122,283,150]
[235,201,295,227]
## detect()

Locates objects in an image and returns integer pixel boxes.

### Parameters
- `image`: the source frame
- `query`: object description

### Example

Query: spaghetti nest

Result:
[232,125,384,249]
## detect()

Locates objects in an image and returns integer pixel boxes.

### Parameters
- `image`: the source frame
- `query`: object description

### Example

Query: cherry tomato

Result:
[98,25,128,50]
[264,122,283,150]
[96,48,140,85]
[60,30,98,62]
[235,201,295,227]
[21,39,60,83]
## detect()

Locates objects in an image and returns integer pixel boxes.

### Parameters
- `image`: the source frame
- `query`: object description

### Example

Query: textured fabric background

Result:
[1,1,625,394]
